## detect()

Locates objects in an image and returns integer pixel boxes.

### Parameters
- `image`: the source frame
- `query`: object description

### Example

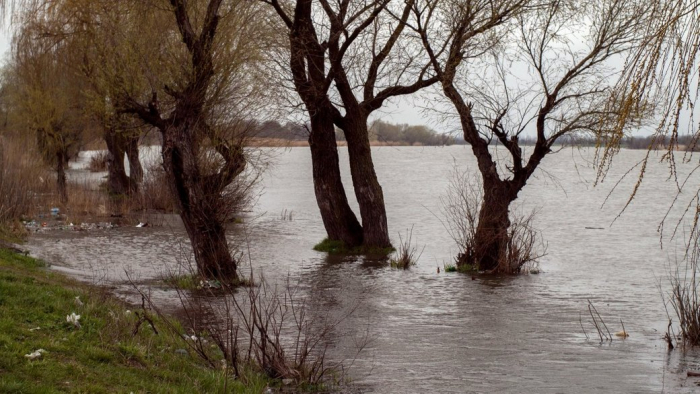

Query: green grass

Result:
[0,248,271,393]
[162,273,204,290]
[443,263,477,274]
[313,238,395,255]
[162,273,254,291]
[443,263,457,273]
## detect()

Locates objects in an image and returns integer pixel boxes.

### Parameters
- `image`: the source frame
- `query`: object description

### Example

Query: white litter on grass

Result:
[25,349,46,360]
[74,296,83,306]
[182,334,207,343]
[29,327,41,332]
[66,312,81,328]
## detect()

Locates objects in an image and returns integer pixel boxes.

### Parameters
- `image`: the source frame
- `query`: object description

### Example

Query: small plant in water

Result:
[442,263,477,274]
[313,238,348,254]
[665,236,700,347]
[389,226,423,269]
[280,209,294,221]
[443,264,457,273]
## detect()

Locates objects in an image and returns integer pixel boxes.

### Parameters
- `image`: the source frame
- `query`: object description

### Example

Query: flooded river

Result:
[25,146,700,393]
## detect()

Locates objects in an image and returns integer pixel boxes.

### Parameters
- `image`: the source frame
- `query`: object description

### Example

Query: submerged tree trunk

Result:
[104,128,131,196]
[125,134,143,185]
[342,116,390,248]
[458,178,519,272]
[161,124,239,280]
[308,106,363,247]
[286,0,363,248]
[56,150,68,204]
[104,127,142,195]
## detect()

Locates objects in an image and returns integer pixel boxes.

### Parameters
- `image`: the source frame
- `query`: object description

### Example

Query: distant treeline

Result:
[489,134,700,151]
[257,120,455,146]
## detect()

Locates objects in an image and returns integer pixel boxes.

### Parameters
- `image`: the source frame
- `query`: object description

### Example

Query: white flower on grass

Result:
[66,312,81,328]
[24,349,46,360]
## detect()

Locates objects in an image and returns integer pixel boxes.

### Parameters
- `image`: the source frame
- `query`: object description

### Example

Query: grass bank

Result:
[0,248,271,393]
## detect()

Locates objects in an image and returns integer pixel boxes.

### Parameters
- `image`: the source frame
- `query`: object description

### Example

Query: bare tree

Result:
[262,0,364,247]
[263,0,437,249]
[415,0,651,272]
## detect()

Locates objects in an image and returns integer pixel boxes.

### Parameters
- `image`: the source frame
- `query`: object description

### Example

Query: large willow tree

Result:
[5,20,88,203]
[596,1,700,237]
[10,0,268,281]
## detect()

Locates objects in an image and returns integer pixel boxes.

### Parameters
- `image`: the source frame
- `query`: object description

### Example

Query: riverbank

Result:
[0,247,271,393]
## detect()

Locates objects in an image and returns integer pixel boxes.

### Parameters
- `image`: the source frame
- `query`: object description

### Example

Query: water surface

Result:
[27,146,700,393]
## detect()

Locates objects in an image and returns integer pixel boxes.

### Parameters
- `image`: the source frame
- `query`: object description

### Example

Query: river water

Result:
[25,146,700,393]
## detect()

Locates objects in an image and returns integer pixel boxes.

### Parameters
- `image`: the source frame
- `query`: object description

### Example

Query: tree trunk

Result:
[161,125,239,280]
[125,134,143,187]
[459,178,519,272]
[308,107,363,247]
[342,116,390,248]
[56,151,68,204]
[104,128,131,196]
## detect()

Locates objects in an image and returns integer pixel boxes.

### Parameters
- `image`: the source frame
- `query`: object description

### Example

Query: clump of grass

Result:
[313,238,349,254]
[162,274,204,290]
[389,227,423,269]
[314,238,395,255]
[162,273,253,290]
[665,238,700,347]
[0,248,271,393]
[442,263,477,274]
[443,264,457,273]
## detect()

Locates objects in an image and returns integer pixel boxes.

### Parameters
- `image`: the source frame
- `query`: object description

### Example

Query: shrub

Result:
[0,139,47,225]
[389,227,423,269]
[666,237,700,346]
[87,151,109,172]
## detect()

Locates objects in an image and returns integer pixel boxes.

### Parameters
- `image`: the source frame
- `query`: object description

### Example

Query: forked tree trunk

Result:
[56,151,68,204]
[342,117,390,248]
[161,125,238,280]
[309,107,363,247]
[288,0,364,249]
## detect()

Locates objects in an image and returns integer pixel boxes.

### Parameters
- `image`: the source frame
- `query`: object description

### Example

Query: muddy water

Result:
[26,146,700,393]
